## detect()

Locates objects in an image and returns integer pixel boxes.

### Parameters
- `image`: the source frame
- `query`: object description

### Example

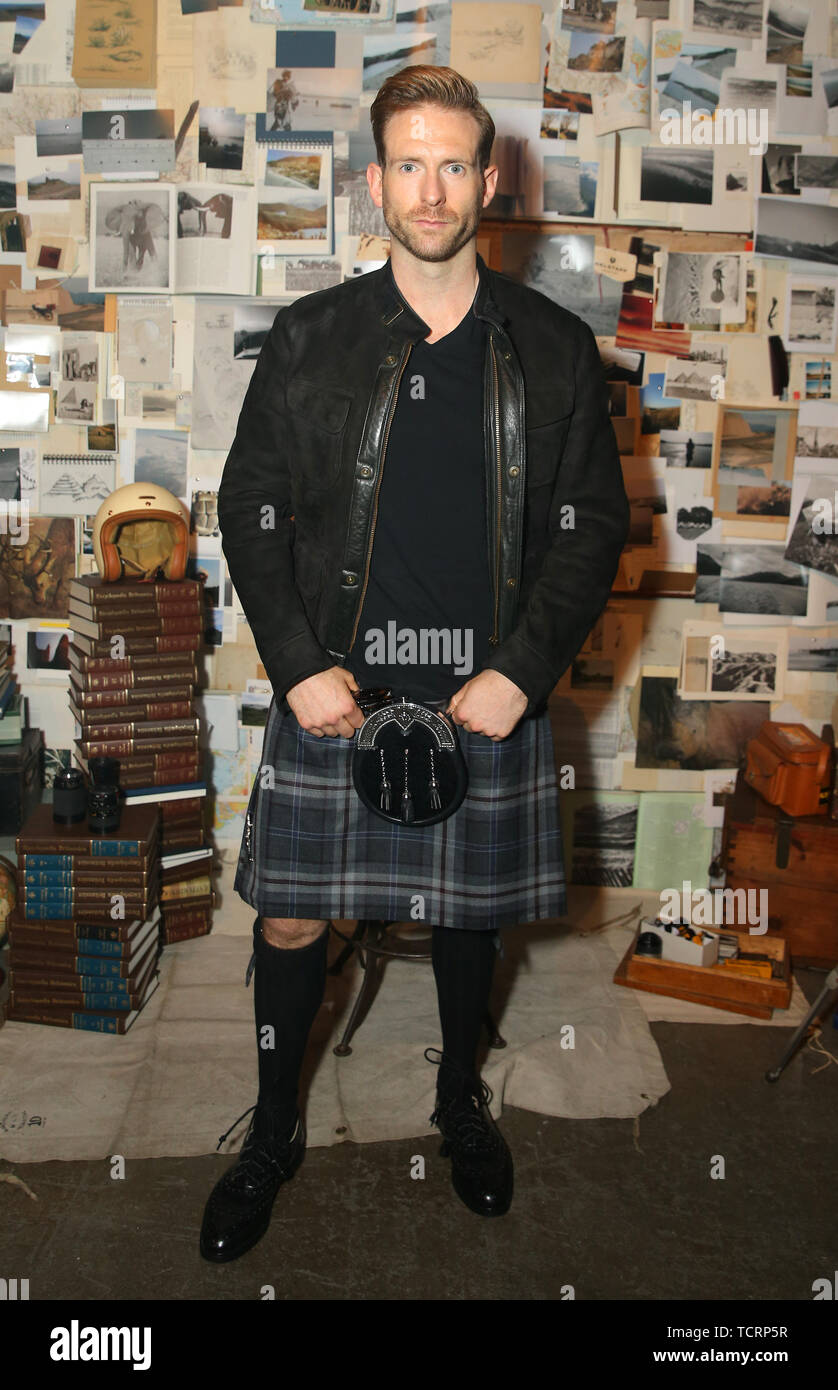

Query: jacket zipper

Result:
[348,344,412,653]
[489,333,502,646]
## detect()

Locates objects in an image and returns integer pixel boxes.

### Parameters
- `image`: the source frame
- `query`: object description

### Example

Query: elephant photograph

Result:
[90,184,175,293]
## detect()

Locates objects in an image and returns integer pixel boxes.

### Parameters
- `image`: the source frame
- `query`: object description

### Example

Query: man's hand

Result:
[286,666,365,739]
[445,669,529,741]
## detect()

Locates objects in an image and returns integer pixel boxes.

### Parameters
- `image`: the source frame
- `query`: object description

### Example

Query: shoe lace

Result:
[215,1105,298,1189]
[424,1047,499,1153]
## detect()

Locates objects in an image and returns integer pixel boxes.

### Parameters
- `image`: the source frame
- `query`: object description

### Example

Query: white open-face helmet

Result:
[92,481,191,582]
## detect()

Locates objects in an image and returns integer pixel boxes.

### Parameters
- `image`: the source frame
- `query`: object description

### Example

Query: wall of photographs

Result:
[0,0,837,894]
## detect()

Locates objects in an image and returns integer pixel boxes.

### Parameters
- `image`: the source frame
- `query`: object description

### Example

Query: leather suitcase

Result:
[718,769,838,968]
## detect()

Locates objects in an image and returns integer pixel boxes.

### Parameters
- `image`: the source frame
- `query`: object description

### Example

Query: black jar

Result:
[53,768,87,824]
[87,784,122,834]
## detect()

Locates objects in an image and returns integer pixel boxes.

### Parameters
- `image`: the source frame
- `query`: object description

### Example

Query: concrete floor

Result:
[2,964,836,1302]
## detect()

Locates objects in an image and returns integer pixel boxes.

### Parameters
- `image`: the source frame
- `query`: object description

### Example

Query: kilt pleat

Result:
[234,701,568,931]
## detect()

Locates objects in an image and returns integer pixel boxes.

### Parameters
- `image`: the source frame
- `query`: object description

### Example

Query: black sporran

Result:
[351,687,468,827]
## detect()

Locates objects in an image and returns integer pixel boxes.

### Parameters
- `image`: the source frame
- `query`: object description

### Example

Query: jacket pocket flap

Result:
[287,377,352,434]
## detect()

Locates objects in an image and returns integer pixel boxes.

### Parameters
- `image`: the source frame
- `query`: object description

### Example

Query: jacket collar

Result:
[372,248,507,337]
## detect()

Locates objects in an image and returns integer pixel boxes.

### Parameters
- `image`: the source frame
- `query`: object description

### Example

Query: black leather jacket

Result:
[217,251,630,720]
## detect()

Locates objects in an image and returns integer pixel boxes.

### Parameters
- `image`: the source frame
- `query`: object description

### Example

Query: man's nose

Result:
[419,173,445,204]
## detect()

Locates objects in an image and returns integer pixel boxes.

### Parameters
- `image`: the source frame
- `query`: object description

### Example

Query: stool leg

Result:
[485,1009,506,1049]
[333,921,388,1057]
[327,918,365,977]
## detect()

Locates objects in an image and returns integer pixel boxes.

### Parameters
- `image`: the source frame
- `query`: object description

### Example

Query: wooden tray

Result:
[613,926,793,1020]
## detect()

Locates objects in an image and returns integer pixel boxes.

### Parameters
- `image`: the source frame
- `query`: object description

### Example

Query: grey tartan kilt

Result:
[234,698,568,931]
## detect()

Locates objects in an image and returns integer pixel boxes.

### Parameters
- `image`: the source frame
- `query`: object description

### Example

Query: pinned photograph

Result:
[660,251,743,326]
[664,347,727,401]
[0,162,14,208]
[795,422,838,457]
[55,380,95,423]
[198,107,245,171]
[257,189,328,244]
[502,232,623,338]
[567,30,625,73]
[26,162,80,201]
[265,68,359,133]
[636,674,769,771]
[754,196,838,268]
[61,334,98,383]
[89,184,176,294]
[561,0,616,32]
[640,147,713,205]
[691,0,762,39]
[785,280,838,353]
[793,155,838,190]
[40,453,115,514]
[714,406,797,524]
[542,157,598,218]
[35,116,82,157]
[233,303,277,361]
[718,543,808,616]
[264,149,322,189]
[540,110,579,141]
[660,430,713,468]
[0,516,77,619]
[0,446,20,500]
[762,143,800,195]
[805,361,831,399]
[765,1,808,66]
[26,627,71,673]
[133,427,188,501]
[784,475,838,579]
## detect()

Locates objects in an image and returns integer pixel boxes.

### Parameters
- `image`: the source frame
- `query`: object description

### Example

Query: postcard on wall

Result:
[40,453,115,515]
[191,297,283,451]
[89,183,176,295]
[176,184,256,295]
[265,67,360,134]
[449,2,543,88]
[71,0,157,88]
[116,296,173,383]
[784,473,838,581]
[193,8,277,115]
[0,516,77,620]
[257,157,332,255]
[712,404,797,527]
[81,109,175,175]
[783,277,838,353]
[0,389,49,432]
[678,620,788,701]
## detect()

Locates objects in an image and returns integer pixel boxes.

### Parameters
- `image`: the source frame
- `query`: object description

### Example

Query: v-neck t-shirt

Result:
[345,298,495,702]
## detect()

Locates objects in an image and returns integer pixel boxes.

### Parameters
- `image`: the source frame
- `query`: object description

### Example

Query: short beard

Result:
[380,181,484,263]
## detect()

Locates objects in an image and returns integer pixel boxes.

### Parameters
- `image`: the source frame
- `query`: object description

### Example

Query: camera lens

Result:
[87,785,122,834]
[53,768,88,825]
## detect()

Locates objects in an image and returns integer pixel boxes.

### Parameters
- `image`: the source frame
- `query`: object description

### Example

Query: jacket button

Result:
[383,354,397,366]
[345,574,357,585]
[359,466,372,478]
[509,466,519,477]
[507,578,516,587]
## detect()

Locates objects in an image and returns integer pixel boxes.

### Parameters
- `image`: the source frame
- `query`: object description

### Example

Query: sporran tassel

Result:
[378,748,392,812]
[428,747,441,811]
[401,747,414,823]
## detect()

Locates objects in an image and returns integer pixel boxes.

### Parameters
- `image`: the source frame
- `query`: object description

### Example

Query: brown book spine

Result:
[74,667,198,693]
[78,735,200,759]
[77,719,198,743]
[118,769,203,789]
[69,649,202,675]
[74,634,202,657]
[71,684,195,709]
[7,917,149,945]
[72,617,204,639]
[162,901,214,928]
[71,700,194,726]
[163,920,212,943]
[69,578,202,604]
[69,600,202,624]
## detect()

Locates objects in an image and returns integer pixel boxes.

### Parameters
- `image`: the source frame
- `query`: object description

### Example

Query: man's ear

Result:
[366,161,383,209]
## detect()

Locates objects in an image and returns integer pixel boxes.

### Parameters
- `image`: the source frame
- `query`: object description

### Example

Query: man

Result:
[202,65,630,1263]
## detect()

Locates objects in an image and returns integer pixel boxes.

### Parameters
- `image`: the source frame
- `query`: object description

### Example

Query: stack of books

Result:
[0,627,23,745]
[68,576,208,856]
[159,845,215,943]
[5,804,162,1032]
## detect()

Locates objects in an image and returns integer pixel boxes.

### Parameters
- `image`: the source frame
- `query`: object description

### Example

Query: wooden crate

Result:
[720,770,838,968]
[613,925,793,1020]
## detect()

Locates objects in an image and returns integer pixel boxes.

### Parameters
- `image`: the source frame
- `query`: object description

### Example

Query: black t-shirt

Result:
[345,296,494,702]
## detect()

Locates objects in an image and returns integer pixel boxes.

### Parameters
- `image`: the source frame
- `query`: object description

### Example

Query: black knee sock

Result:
[431,925,499,1099]
[251,918,328,1141]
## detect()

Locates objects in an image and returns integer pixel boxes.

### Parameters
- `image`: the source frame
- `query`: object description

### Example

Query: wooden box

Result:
[613,925,792,1020]
[0,728,42,836]
[719,769,838,968]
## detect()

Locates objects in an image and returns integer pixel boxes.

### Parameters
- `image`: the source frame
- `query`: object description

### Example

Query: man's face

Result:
[366,104,497,263]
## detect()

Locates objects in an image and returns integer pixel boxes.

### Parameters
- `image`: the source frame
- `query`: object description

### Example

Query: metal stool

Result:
[327,918,507,1057]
